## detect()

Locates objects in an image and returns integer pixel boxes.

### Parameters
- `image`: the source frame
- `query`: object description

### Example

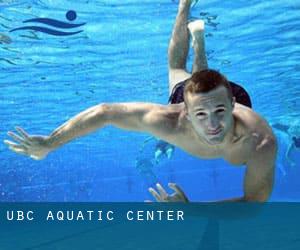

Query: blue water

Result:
[0,0,299,201]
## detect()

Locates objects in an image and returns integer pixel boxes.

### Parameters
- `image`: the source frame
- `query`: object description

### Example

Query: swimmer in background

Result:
[273,128,290,177]
[135,137,162,186]
[135,158,158,187]
[5,0,277,202]
[273,120,300,168]
[140,136,175,164]
[136,137,174,187]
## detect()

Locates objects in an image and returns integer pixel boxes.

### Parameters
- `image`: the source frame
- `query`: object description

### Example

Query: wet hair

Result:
[183,69,233,105]
[292,136,300,148]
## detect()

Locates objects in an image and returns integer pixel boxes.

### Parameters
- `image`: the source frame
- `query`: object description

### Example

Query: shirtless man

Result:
[4,0,277,202]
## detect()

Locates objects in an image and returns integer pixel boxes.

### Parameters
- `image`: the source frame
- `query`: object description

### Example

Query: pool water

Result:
[0,0,299,201]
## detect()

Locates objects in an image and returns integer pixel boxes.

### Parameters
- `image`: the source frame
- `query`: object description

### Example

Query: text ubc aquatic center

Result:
[5,210,185,221]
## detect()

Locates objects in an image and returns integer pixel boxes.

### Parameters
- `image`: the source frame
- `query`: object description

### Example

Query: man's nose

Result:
[208,116,219,129]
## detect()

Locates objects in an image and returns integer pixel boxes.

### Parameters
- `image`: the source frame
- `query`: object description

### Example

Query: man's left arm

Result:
[242,135,277,201]
[216,134,277,202]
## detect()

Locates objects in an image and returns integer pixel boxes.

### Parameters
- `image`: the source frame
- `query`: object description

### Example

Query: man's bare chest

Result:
[176,133,253,165]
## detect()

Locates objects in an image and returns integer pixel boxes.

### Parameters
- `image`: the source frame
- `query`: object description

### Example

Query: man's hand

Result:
[148,183,189,202]
[4,127,51,160]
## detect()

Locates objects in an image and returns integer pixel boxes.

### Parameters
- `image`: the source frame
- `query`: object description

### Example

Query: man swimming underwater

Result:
[4,0,277,202]
[273,120,300,168]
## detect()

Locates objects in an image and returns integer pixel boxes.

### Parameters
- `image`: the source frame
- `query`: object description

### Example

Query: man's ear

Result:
[231,97,236,108]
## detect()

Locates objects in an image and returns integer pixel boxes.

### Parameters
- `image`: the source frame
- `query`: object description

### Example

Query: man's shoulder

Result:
[229,104,276,166]
[149,103,183,118]
[233,103,275,145]
[142,103,188,144]
[146,103,185,130]
[234,103,269,130]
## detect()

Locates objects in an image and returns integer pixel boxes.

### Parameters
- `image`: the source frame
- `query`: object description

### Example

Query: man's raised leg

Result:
[168,0,193,95]
[188,19,208,72]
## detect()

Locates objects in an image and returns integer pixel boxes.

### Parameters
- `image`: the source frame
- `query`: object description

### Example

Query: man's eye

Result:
[196,112,206,116]
[216,109,225,114]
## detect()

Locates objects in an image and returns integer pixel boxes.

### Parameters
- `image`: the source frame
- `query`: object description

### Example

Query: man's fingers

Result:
[12,148,26,154]
[4,140,27,150]
[4,140,23,148]
[4,140,27,153]
[168,183,186,198]
[8,146,27,155]
[4,139,16,147]
[156,183,168,199]
[7,131,28,145]
[148,187,161,202]
[30,155,41,160]
[15,127,30,140]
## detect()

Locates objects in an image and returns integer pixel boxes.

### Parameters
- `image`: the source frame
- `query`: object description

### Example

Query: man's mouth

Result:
[207,127,222,135]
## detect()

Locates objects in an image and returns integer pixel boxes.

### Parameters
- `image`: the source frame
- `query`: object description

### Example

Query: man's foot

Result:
[166,147,174,159]
[179,0,199,5]
[187,20,205,47]
[179,0,192,8]
[188,20,205,36]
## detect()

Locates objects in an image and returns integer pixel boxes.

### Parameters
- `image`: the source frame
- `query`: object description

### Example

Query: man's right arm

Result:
[48,102,175,147]
[5,103,178,159]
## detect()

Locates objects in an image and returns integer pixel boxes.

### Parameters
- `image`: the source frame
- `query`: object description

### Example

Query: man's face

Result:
[185,86,234,145]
